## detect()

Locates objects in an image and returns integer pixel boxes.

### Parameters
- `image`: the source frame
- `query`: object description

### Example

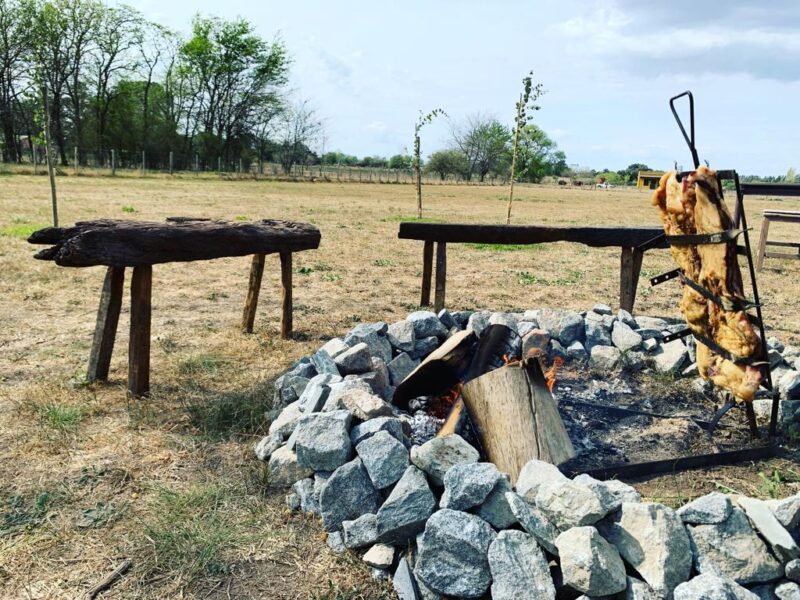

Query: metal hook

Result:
[669,91,700,169]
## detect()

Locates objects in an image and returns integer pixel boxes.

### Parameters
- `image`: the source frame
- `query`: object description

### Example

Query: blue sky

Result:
[122,0,800,174]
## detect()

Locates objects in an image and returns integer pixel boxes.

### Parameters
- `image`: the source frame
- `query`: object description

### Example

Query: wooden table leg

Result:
[128,265,152,397]
[756,217,770,272]
[280,252,292,340]
[434,242,447,313]
[420,240,433,306]
[619,247,644,313]
[242,254,266,333]
[87,266,125,382]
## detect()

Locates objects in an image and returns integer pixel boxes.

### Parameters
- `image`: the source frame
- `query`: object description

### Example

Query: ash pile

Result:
[255,306,800,599]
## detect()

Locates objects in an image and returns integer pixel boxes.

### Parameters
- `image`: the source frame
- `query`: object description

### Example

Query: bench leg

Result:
[242,254,266,333]
[280,252,292,340]
[756,217,770,272]
[420,241,433,306]
[87,266,125,382]
[619,247,644,314]
[128,265,152,397]
[434,242,447,313]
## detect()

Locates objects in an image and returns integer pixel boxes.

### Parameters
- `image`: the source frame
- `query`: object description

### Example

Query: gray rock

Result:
[327,387,393,420]
[350,416,405,446]
[538,308,585,346]
[505,491,561,555]
[618,309,638,328]
[376,465,436,544]
[777,582,800,600]
[568,340,589,361]
[310,349,340,376]
[323,378,373,410]
[550,339,568,361]
[598,502,692,597]
[678,492,733,524]
[477,477,517,529]
[326,531,346,553]
[345,325,393,363]
[748,583,777,600]
[673,573,759,599]
[738,497,800,562]
[363,543,395,569]
[516,458,569,503]
[294,410,353,472]
[771,495,800,529]
[357,431,409,489]
[687,507,784,585]
[368,357,391,395]
[622,576,660,599]
[319,458,382,531]
[370,567,390,582]
[409,434,479,486]
[467,311,490,336]
[779,371,800,400]
[298,373,340,413]
[489,530,556,600]
[489,312,520,333]
[642,338,659,352]
[536,480,608,529]
[612,321,643,352]
[523,309,541,323]
[556,526,627,597]
[254,432,283,461]
[637,327,665,341]
[440,462,503,511]
[286,492,300,511]
[268,445,313,488]
[451,310,473,328]
[437,308,457,330]
[787,559,800,583]
[635,315,670,331]
[522,328,551,355]
[407,311,448,340]
[292,477,318,514]
[653,339,689,374]
[268,400,304,439]
[334,342,373,375]
[387,319,416,353]
[409,335,439,360]
[313,471,331,507]
[393,556,420,600]
[320,337,349,359]
[572,474,639,514]
[517,320,537,338]
[387,352,419,386]
[590,345,621,370]
[584,316,614,352]
[415,509,497,598]
[593,304,613,316]
[342,513,378,549]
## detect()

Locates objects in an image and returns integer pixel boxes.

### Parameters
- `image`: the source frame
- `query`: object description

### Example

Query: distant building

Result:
[637,170,665,190]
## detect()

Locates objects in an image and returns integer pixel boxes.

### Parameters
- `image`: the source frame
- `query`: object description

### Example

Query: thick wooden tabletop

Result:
[28,218,321,267]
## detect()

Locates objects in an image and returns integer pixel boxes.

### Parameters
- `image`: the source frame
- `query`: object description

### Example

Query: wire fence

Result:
[1,146,508,186]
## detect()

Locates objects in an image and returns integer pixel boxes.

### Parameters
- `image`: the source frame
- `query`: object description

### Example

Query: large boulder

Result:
[536,480,608,529]
[334,342,373,375]
[297,373,341,413]
[387,319,416,353]
[687,507,784,585]
[556,526,627,597]
[572,474,640,514]
[515,458,569,503]
[294,410,353,472]
[612,320,643,353]
[407,311,448,340]
[673,573,759,600]
[410,434,479,486]
[376,465,436,544]
[653,339,689,374]
[344,324,393,363]
[590,345,621,370]
[356,430,409,489]
[598,502,692,597]
[319,458,382,531]
[440,462,503,511]
[415,509,497,598]
[488,530,556,600]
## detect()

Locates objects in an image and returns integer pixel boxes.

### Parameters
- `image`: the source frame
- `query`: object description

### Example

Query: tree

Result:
[507,71,544,223]
[616,163,651,184]
[388,153,412,169]
[515,124,564,183]
[425,149,469,181]
[275,100,323,174]
[786,167,797,183]
[413,108,446,218]
[0,0,34,163]
[451,114,511,182]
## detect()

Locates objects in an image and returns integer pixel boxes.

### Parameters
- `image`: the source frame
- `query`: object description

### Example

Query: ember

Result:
[429,383,462,418]
[544,356,564,393]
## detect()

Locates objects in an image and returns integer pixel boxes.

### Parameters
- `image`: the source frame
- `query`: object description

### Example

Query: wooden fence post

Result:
[434,242,447,312]
[128,265,152,397]
[169,151,173,175]
[421,240,434,306]
[280,252,293,339]
[87,266,125,382]
[111,149,116,175]
[242,254,266,333]
[141,150,145,176]
[619,247,644,313]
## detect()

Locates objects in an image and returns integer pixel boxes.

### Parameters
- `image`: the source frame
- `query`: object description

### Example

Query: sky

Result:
[121,0,800,174]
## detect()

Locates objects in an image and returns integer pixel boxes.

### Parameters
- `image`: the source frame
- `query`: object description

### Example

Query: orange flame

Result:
[430,383,463,418]
[544,357,564,393]
[503,354,521,366]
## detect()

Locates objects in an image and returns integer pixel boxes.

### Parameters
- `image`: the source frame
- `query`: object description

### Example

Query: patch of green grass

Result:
[178,353,228,377]
[121,205,136,213]
[234,215,249,221]
[0,223,45,239]
[183,382,271,439]
[206,291,229,302]
[297,266,315,275]
[321,272,341,282]
[380,214,445,223]
[39,403,83,431]
[517,271,541,285]
[373,259,394,267]
[1,492,59,536]
[467,243,542,252]
[552,270,584,286]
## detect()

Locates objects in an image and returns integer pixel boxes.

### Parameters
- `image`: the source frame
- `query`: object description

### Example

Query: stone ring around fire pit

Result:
[256,306,800,599]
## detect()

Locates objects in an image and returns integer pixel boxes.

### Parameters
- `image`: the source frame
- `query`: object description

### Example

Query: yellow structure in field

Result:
[637,170,665,190]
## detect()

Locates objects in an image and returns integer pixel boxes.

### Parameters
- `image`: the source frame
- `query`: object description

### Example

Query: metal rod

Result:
[669,90,700,169]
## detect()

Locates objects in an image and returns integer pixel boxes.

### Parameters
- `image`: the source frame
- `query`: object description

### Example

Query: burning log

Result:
[460,356,575,483]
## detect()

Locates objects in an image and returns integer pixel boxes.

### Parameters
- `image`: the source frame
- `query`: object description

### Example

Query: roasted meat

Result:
[652,166,762,402]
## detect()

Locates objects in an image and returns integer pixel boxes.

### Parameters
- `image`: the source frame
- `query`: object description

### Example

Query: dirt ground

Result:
[1,173,799,599]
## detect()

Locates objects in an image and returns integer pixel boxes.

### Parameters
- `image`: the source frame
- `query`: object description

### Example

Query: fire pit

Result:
[256,305,800,598]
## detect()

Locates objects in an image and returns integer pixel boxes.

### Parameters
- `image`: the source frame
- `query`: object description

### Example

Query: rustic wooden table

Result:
[28,218,321,397]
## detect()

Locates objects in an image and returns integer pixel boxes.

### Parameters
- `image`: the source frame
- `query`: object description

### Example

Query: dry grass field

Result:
[1,173,799,599]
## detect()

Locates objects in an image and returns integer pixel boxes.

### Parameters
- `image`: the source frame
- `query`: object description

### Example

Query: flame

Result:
[430,383,462,418]
[503,354,520,366]
[544,356,564,393]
